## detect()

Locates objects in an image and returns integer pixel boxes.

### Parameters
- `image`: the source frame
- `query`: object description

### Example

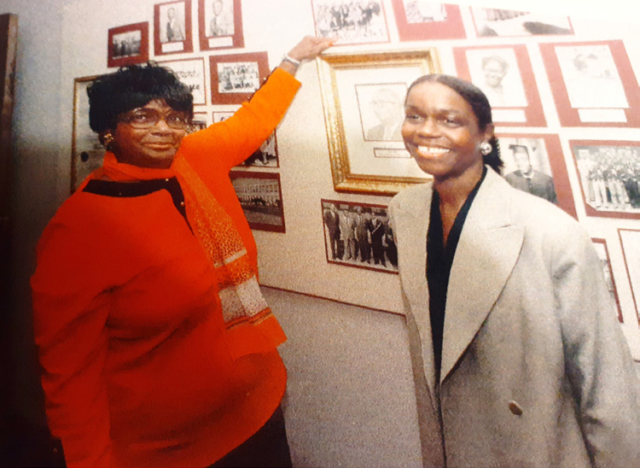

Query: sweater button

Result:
[508,400,523,416]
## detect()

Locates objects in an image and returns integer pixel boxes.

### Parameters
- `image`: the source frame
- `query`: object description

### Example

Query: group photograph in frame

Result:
[154,0,194,56]
[591,238,624,323]
[108,22,149,68]
[159,57,207,105]
[209,52,268,104]
[230,171,285,232]
[391,1,465,41]
[321,199,398,274]
[453,44,546,127]
[497,133,576,218]
[198,0,244,51]
[470,7,573,37]
[317,50,440,195]
[619,229,640,327]
[311,0,390,46]
[540,40,640,127]
[570,140,640,219]
[71,76,103,193]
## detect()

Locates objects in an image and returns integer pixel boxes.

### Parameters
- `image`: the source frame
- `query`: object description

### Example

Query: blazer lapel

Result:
[440,170,524,383]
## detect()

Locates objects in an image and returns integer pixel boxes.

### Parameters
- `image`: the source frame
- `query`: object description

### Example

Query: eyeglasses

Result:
[118,108,191,130]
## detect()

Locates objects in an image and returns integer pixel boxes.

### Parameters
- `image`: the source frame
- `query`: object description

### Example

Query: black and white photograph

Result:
[312,0,389,45]
[107,22,148,68]
[218,62,260,93]
[471,7,572,37]
[230,171,285,232]
[112,31,141,59]
[356,83,406,142]
[572,143,640,216]
[159,58,206,105]
[466,48,528,108]
[206,0,234,37]
[321,199,398,274]
[402,1,446,23]
[619,229,640,324]
[159,2,186,42]
[591,238,623,322]
[243,133,279,168]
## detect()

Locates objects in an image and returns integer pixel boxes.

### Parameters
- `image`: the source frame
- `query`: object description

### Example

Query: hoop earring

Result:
[103,133,114,150]
[479,141,492,156]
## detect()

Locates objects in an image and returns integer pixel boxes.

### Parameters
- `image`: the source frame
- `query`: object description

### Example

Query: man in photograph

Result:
[323,203,342,260]
[365,87,403,141]
[505,144,558,204]
[210,0,234,37]
[166,6,185,42]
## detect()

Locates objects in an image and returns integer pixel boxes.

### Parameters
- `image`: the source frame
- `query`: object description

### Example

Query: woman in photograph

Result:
[31,36,334,468]
[389,74,639,467]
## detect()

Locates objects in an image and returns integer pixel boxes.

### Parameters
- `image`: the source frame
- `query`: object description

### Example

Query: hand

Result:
[287,36,336,63]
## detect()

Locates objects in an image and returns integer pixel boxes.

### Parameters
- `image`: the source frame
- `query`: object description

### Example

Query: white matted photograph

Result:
[619,229,640,325]
[355,83,406,142]
[311,0,389,45]
[160,58,206,105]
[466,48,528,108]
[206,0,235,37]
[218,62,260,93]
[159,2,186,43]
[402,1,447,23]
[471,7,572,37]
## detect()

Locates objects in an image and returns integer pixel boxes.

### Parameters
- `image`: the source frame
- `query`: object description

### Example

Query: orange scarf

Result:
[87,152,286,358]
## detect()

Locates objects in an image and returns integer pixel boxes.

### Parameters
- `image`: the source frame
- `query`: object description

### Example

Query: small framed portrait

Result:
[107,22,149,68]
[497,133,576,218]
[391,1,465,41]
[317,49,440,195]
[230,171,285,233]
[187,112,209,134]
[158,57,207,105]
[591,238,624,323]
[470,7,572,37]
[209,52,268,104]
[540,40,640,127]
[569,140,640,220]
[321,199,398,274]
[71,76,103,193]
[454,45,546,126]
[154,0,194,56]
[619,229,640,327]
[198,0,244,51]
[311,0,390,46]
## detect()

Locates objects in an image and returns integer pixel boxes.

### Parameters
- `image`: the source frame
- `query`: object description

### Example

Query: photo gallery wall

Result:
[73,1,640,327]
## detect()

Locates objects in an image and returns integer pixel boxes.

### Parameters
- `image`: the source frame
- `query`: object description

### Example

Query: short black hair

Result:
[87,62,193,133]
[406,74,503,173]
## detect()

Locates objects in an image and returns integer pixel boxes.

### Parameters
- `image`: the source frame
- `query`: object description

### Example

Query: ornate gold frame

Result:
[317,49,440,195]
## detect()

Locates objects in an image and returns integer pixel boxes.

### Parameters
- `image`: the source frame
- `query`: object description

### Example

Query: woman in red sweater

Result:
[31,36,334,467]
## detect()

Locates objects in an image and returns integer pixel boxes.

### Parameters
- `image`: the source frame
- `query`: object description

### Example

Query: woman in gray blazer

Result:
[389,74,639,467]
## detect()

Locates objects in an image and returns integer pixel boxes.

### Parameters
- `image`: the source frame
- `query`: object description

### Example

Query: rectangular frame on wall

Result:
[591,238,624,323]
[469,7,573,38]
[391,1,466,41]
[453,44,546,127]
[158,57,207,105]
[230,171,286,233]
[71,76,103,193]
[209,52,269,105]
[188,112,209,134]
[569,140,640,220]
[618,229,640,327]
[154,0,194,56]
[497,133,576,218]
[108,22,149,68]
[317,49,440,195]
[540,40,640,127]
[198,0,244,51]
[310,0,390,46]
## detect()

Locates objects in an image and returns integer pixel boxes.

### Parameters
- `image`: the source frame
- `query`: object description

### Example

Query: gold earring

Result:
[103,133,114,149]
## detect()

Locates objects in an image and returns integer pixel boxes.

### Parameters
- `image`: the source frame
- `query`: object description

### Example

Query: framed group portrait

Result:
[159,57,207,105]
[540,40,640,127]
[198,0,244,51]
[470,7,573,37]
[391,1,465,41]
[453,44,546,127]
[107,22,149,68]
[591,238,624,323]
[321,199,397,274]
[317,49,440,195]
[230,171,285,233]
[569,140,640,220]
[209,52,268,104]
[311,0,390,46]
[618,229,640,327]
[71,76,103,193]
[154,0,194,56]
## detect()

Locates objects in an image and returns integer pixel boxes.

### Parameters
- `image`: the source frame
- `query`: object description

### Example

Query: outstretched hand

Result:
[287,36,336,63]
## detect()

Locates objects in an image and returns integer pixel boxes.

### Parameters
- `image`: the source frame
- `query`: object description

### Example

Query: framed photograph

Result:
[159,57,207,105]
[188,112,209,134]
[498,133,576,218]
[453,45,546,126]
[108,22,149,68]
[242,132,279,168]
[569,140,640,219]
[154,0,194,56]
[209,52,269,104]
[619,229,640,326]
[230,171,285,233]
[391,1,465,41]
[540,40,640,127]
[198,0,244,51]
[311,0,390,46]
[212,110,236,122]
[71,76,103,193]
[470,7,572,37]
[317,50,440,195]
[591,238,623,323]
[321,199,398,274]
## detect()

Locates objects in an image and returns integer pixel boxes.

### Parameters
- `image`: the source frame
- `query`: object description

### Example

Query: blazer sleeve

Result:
[552,224,640,467]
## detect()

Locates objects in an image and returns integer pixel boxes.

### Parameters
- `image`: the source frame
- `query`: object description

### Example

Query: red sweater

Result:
[31,68,301,467]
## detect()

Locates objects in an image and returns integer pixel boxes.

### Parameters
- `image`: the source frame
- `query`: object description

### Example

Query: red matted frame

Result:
[108,22,149,68]
[453,44,546,127]
[391,1,465,41]
[497,133,576,218]
[154,0,194,56]
[569,140,640,220]
[321,198,397,275]
[158,57,207,105]
[198,0,244,51]
[209,52,269,104]
[540,40,640,127]
[591,238,624,323]
[230,171,286,233]
[618,229,640,327]
[310,0,390,46]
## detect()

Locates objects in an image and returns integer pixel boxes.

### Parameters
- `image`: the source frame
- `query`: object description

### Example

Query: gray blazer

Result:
[389,168,640,467]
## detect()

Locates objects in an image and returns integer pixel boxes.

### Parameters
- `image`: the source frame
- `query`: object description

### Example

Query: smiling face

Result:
[402,81,493,182]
